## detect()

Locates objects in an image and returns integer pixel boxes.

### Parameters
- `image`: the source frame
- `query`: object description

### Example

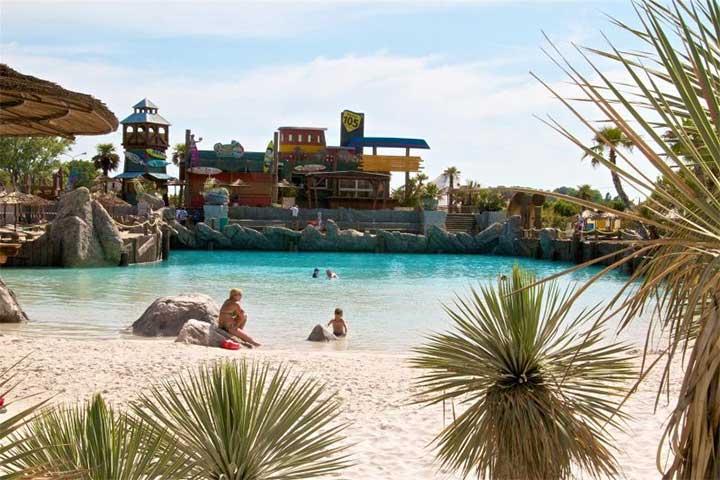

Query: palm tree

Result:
[528,1,720,477]
[171,143,186,166]
[6,394,184,479]
[584,127,634,209]
[92,143,120,193]
[443,166,460,212]
[132,360,350,479]
[412,266,634,479]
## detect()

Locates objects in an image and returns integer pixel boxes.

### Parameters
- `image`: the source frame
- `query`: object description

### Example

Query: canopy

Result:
[92,192,130,208]
[347,137,430,150]
[0,64,118,137]
[0,191,51,206]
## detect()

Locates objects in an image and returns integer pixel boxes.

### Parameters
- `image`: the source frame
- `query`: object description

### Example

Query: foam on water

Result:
[0,251,652,351]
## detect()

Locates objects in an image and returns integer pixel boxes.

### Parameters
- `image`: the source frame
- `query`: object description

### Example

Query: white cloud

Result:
[0,43,624,193]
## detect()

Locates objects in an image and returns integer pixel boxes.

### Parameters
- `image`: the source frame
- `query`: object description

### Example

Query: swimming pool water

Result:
[0,251,650,351]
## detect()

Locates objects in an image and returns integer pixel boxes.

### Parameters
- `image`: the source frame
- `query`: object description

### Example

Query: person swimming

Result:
[312,268,320,278]
[219,288,261,347]
[326,269,338,279]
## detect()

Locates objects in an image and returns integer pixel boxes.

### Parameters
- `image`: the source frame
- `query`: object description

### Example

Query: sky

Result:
[0,0,643,195]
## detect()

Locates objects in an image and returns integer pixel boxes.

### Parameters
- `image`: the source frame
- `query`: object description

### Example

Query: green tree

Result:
[62,160,99,190]
[0,137,72,191]
[171,143,186,166]
[92,144,120,192]
[443,166,460,211]
[412,266,634,479]
[584,127,634,209]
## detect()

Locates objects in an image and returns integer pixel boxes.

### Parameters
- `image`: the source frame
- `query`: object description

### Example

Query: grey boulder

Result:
[132,293,220,336]
[50,187,124,267]
[307,324,336,342]
[0,277,28,323]
[175,318,234,347]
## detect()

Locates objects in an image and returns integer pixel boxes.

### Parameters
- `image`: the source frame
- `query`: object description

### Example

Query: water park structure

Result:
[181,110,430,210]
[116,99,175,205]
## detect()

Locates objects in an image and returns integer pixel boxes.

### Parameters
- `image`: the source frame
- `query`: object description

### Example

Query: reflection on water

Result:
[0,251,652,352]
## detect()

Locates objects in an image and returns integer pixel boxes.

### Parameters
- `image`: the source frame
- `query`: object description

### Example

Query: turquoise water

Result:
[0,251,649,351]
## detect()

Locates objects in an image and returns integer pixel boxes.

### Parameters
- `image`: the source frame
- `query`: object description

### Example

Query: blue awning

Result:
[147,172,176,181]
[347,137,430,150]
[114,171,145,179]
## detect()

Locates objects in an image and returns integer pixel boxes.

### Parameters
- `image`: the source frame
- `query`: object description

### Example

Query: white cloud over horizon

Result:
[0,40,632,195]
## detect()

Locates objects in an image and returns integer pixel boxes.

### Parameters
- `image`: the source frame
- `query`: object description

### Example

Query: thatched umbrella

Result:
[0,64,118,137]
[0,191,51,229]
[92,192,130,218]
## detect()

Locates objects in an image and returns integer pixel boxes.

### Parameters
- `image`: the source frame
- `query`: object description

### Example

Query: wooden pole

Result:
[183,129,191,208]
[272,131,279,204]
[404,147,411,204]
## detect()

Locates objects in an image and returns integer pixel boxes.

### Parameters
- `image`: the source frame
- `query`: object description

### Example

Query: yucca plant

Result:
[411,266,634,480]
[5,394,184,479]
[523,1,720,477]
[0,355,49,480]
[132,360,351,480]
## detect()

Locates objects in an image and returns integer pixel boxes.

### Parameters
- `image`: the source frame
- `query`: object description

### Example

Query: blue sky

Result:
[0,0,642,195]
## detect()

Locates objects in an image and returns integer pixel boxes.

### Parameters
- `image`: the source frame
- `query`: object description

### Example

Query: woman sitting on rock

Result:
[219,288,261,347]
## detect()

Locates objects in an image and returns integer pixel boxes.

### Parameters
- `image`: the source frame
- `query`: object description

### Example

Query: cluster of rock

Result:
[50,187,124,267]
[169,216,528,256]
[130,294,344,348]
[130,293,236,347]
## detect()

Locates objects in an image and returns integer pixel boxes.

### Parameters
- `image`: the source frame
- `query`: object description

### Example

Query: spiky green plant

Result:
[411,266,635,480]
[5,394,184,479]
[524,1,720,477]
[132,360,351,480]
[0,355,49,480]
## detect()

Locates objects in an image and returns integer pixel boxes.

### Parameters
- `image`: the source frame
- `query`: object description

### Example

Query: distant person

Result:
[219,288,261,347]
[326,269,338,279]
[176,208,188,226]
[290,204,299,229]
[317,210,323,230]
[327,307,348,337]
[312,268,320,278]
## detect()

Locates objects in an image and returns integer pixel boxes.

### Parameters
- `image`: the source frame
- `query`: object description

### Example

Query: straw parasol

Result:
[0,64,118,138]
[0,191,51,229]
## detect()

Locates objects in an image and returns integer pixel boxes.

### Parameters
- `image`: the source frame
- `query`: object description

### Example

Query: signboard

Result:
[214,140,244,159]
[340,110,364,148]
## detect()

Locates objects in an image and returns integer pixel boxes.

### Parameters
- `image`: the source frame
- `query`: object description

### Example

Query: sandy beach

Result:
[0,334,680,479]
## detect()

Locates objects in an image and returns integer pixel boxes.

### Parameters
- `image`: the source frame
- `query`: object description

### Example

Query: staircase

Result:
[445,213,477,234]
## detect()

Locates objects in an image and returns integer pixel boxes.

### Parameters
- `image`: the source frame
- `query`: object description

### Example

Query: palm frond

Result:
[411,266,635,480]
[131,360,351,480]
[4,394,185,480]
[532,1,720,477]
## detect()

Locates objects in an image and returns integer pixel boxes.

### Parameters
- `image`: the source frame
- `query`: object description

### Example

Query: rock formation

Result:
[50,187,124,267]
[175,318,233,347]
[169,215,549,258]
[132,293,219,336]
[307,324,337,342]
[0,277,28,323]
[136,192,165,211]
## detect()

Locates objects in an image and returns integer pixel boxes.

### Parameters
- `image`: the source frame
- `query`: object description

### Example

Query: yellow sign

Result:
[341,110,363,133]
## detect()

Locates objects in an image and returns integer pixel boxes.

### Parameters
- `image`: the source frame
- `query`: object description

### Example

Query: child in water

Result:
[327,307,348,337]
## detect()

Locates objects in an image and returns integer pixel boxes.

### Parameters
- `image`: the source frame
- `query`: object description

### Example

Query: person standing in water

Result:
[312,268,320,278]
[327,307,348,337]
[219,288,261,347]
[326,269,338,279]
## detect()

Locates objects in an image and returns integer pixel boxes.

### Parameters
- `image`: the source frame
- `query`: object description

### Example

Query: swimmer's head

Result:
[334,307,343,317]
[229,288,243,300]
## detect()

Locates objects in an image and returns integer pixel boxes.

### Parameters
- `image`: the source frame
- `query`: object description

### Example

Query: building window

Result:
[316,134,321,144]
[288,134,294,142]
[338,179,374,198]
